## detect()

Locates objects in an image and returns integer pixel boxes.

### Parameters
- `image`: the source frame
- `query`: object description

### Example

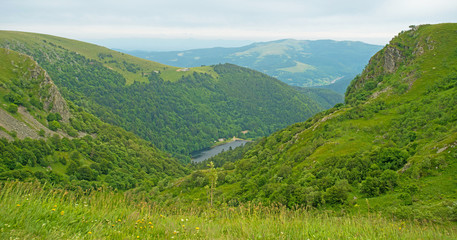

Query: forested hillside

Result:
[0,31,324,161]
[0,48,187,190]
[162,24,457,221]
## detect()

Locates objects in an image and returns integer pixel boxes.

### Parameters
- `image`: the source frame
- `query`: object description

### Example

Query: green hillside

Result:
[122,39,382,91]
[293,87,344,109]
[0,31,324,161]
[161,23,457,221]
[0,47,187,190]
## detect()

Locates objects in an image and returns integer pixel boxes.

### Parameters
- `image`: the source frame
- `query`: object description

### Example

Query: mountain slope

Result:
[122,39,382,91]
[293,87,344,109]
[0,47,187,189]
[0,31,324,161]
[163,24,457,220]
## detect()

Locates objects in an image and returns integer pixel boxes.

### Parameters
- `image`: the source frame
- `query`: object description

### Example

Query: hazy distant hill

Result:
[122,39,382,93]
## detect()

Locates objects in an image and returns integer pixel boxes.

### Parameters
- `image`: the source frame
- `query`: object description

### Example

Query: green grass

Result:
[1,181,456,239]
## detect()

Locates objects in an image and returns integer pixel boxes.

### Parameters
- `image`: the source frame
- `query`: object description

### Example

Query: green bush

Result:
[6,103,18,113]
[48,120,60,131]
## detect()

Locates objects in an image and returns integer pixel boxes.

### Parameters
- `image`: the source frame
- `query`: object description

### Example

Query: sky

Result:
[2,0,457,50]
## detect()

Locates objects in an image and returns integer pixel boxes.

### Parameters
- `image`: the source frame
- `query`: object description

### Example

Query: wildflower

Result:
[399,227,402,230]
[182,225,185,228]
[181,219,184,222]
[160,214,164,218]
[150,226,153,229]
[16,204,20,207]
[88,232,92,234]
[60,211,64,216]
[173,230,178,234]
[137,236,139,239]
[196,227,200,230]
[148,222,152,225]
[53,205,57,208]
[52,209,56,211]
[186,219,188,221]
[118,219,121,222]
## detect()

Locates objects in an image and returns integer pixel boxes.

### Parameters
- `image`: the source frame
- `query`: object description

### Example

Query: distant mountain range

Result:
[120,39,382,93]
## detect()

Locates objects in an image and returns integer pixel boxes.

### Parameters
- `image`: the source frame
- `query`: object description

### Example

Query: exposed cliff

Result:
[0,48,71,139]
[344,24,438,105]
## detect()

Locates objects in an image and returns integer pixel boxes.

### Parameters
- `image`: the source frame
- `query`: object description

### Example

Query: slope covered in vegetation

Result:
[162,23,457,221]
[0,48,187,190]
[0,31,324,161]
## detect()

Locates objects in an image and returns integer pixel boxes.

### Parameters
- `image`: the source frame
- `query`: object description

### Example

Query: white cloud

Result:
[2,0,457,45]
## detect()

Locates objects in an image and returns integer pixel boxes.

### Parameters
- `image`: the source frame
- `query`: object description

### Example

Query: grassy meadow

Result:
[1,181,456,239]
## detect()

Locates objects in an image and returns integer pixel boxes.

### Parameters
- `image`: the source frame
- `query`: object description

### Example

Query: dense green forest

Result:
[0,48,187,190]
[156,24,457,221]
[0,32,324,161]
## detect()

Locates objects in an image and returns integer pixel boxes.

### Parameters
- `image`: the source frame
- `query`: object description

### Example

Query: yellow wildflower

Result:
[148,222,152,225]
[53,205,57,208]
[196,227,200,230]
[16,204,20,207]
[60,211,64,216]
[88,232,92,234]
[150,226,154,229]
[52,209,56,211]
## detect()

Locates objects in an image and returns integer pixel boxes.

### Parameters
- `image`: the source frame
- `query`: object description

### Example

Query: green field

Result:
[2,181,456,239]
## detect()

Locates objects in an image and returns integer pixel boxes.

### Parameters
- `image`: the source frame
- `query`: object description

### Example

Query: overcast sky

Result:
[2,0,457,50]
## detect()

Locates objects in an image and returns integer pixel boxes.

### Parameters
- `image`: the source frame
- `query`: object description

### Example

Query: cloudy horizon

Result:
[2,0,457,50]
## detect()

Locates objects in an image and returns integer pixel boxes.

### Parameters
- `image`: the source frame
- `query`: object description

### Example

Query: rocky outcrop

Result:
[40,70,71,122]
[0,48,72,140]
[383,46,404,74]
[24,62,72,123]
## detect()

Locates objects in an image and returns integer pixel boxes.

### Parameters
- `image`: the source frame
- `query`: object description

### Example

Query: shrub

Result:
[360,177,381,197]
[7,103,18,113]
[48,120,60,131]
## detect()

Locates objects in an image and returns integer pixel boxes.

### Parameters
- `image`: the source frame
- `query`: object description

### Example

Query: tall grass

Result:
[1,181,456,239]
